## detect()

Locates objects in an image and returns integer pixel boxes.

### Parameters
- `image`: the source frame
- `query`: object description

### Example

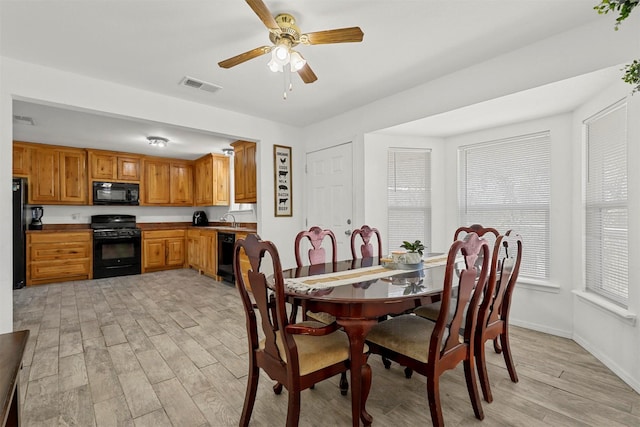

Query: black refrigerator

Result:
[12,178,27,289]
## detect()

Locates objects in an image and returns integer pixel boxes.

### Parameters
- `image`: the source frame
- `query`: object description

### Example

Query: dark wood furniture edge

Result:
[0,330,30,427]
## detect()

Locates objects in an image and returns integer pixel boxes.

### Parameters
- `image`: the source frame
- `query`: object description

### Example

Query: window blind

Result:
[585,101,628,307]
[458,131,551,279]
[387,149,431,255]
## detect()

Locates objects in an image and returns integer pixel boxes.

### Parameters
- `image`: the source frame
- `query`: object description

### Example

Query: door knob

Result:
[345,230,351,236]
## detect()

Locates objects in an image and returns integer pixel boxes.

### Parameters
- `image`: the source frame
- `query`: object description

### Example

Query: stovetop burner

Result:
[93,228,141,239]
[91,214,137,230]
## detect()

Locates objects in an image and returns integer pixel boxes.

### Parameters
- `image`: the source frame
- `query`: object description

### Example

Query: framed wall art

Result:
[274,145,292,217]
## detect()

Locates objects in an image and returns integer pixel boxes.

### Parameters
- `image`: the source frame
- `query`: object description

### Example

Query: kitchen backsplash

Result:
[33,205,257,225]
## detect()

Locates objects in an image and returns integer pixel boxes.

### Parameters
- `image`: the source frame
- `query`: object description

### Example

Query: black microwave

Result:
[93,182,140,205]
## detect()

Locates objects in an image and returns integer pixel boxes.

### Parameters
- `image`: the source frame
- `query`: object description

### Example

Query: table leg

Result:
[337,318,375,427]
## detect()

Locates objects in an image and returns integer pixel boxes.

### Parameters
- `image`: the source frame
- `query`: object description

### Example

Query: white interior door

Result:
[306,143,353,260]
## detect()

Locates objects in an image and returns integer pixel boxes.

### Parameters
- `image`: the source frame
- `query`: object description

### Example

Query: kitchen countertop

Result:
[138,222,256,233]
[26,222,257,233]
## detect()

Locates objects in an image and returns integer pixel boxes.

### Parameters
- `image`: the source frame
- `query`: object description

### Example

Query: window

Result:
[387,149,431,254]
[458,132,551,280]
[584,101,628,307]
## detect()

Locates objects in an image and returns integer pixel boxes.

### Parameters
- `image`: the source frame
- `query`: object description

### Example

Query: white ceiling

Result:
[1,1,616,156]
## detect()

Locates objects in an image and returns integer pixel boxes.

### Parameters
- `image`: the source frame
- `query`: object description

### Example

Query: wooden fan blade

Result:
[297,63,318,84]
[218,46,271,68]
[300,27,364,45]
[245,0,280,33]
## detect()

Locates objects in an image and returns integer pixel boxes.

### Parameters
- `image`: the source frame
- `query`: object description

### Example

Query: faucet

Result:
[220,213,237,228]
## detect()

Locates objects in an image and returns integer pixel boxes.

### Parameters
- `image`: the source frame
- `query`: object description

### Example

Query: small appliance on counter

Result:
[192,211,209,226]
[29,206,44,230]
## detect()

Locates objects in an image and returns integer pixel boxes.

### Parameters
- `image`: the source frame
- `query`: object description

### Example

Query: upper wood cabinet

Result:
[194,153,230,206]
[88,150,141,182]
[58,149,87,203]
[231,140,257,203]
[142,158,193,206]
[12,142,31,177]
[21,142,87,205]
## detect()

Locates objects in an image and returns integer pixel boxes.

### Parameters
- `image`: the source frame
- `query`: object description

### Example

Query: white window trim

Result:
[573,290,637,326]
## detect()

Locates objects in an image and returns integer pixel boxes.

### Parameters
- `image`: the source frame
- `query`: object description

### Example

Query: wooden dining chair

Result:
[474,230,523,403]
[413,224,499,321]
[295,226,338,267]
[292,226,338,323]
[350,225,382,260]
[415,226,523,403]
[293,226,350,394]
[366,233,490,427]
[234,234,370,427]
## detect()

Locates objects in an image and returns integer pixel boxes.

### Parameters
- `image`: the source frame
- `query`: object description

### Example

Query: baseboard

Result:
[509,318,572,339]
[572,333,640,394]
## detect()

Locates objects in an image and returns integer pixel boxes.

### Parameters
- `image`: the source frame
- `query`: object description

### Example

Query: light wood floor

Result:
[13,269,640,426]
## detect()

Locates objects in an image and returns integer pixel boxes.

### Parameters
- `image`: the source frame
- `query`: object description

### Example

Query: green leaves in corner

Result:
[594,0,639,30]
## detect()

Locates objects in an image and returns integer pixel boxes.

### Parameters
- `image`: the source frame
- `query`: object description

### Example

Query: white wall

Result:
[571,80,640,392]
[0,57,304,333]
[362,133,446,255]
[296,15,640,391]
[34,205,257,226]
[443,114,575,337]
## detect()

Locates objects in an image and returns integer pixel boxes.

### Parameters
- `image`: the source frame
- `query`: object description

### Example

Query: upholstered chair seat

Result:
[367,314,463,363]
[258,320,368,376]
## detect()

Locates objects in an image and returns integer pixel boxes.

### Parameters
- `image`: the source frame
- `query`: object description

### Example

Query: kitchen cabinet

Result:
[170,161,194,205]
[12,142,31,177]
[27,231,92,286]
[142,158,193,206]
[142,229,186,273]
[187,229,201,270]
[186,228,218,278]
[200,229,217,277]
[194,153,230,206]
[88,150,141,182]
[231,140,257,203]
[234,231,252,291]
[28,144,87,205]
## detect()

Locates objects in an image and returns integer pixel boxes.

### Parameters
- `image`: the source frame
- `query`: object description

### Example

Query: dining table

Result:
[281,254,450,427]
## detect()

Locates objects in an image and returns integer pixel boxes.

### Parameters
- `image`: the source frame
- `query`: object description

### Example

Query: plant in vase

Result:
[398,240,426,264]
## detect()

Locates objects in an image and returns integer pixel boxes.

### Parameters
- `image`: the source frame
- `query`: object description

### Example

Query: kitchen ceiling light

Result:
[222,148,234,156]
[147,136,169,148]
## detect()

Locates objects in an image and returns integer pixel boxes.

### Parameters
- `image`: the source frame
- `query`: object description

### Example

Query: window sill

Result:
[572,290,637,326]
[517,278,560,293]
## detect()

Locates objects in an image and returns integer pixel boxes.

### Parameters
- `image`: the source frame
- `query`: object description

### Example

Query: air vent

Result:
[180,76,222,93]
[13,115,35,126]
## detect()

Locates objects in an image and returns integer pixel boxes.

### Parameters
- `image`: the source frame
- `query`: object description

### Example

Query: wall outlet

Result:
[71,213,79,220]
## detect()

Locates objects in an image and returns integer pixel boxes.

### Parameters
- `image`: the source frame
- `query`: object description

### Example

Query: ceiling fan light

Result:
[289,51,306,71]
[274,44,289,61]
[147,136,169,148]
[267,57,282,72]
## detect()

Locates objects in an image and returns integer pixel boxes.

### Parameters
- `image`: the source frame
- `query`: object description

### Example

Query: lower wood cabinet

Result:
[27,231,92,286]
[234,231,252,291]
[199,230,217,278]
[187,228,217,278]
[142,229,186,273]
[187,229,201,270]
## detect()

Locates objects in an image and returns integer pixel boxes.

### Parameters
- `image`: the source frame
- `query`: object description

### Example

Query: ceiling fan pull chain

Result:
[283,67,291,100]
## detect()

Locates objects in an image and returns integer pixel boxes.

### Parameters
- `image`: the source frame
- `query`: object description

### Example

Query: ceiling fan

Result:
[218,0,364,86]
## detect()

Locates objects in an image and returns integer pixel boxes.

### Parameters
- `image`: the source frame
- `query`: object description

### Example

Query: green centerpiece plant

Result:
[398,240,425,264]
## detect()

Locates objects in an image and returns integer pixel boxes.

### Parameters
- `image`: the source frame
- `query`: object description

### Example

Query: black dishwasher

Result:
[217,232,235,284]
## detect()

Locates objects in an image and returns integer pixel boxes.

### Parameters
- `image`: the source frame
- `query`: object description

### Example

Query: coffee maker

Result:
[29,206,44,230]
